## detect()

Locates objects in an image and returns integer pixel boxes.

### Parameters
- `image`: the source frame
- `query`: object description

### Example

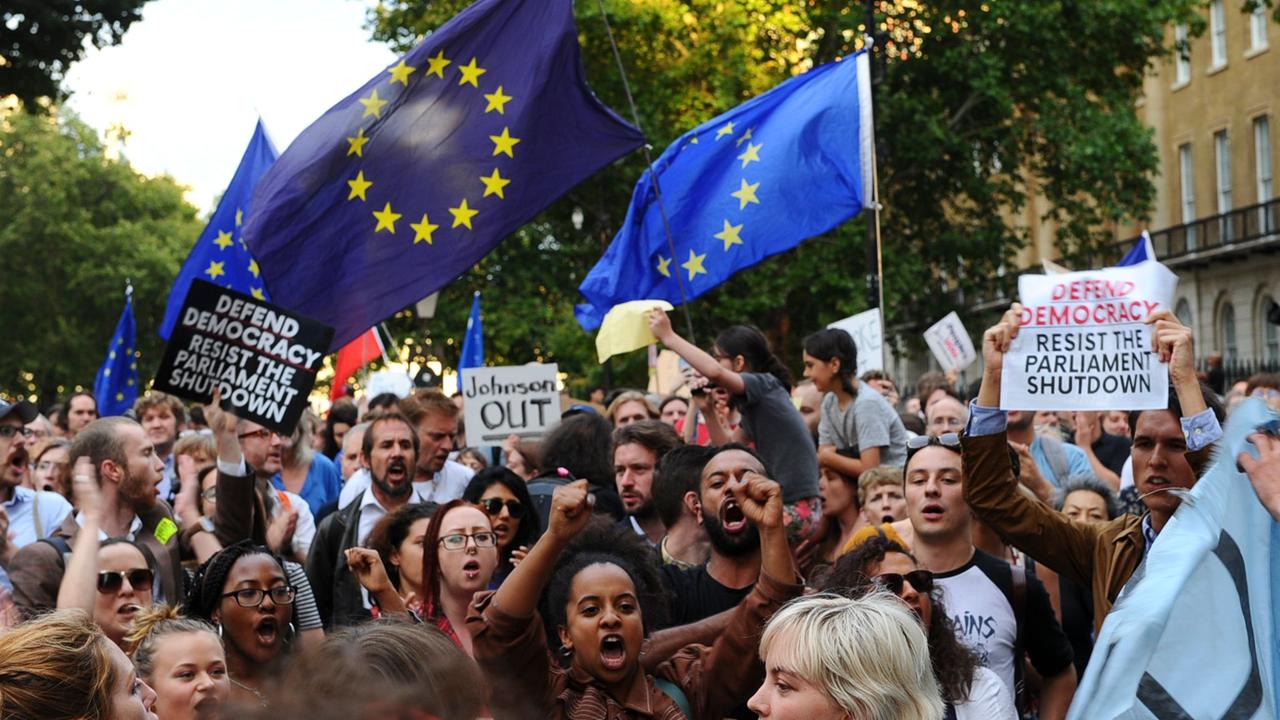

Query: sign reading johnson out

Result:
[461,364,560,442]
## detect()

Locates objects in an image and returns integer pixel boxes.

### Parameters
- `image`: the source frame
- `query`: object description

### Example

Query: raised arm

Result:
[1240,432,1280,523]
[490,480,593,618]
[56,458,102,613]
[649,308,746,397]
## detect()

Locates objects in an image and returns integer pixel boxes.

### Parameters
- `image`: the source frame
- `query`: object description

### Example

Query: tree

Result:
[366,0,1208,391]
[0,109,202,401]
[1,0,153,108]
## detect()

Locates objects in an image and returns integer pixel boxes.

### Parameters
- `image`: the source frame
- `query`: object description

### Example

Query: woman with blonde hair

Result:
[0,609,158,720]
[127,605,230,720]
[748,592,944,720]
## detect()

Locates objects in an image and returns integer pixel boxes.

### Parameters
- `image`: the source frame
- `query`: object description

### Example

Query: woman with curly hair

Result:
[468,474,801,719]
[824,535,1016,719]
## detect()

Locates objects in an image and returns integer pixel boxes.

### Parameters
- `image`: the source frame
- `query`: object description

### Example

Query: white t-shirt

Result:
[936,558,1019,694]
[953,666,1018,720]
[337,460,474,509]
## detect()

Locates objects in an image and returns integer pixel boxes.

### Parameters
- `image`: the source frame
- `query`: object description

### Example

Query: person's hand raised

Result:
[981,303,1023,375]
[345,547,394,595]
[648,307,675,344]
[1147,309,1196,386]
[71,456,102,521]
[728,470,783,531]
[548,479,593,541]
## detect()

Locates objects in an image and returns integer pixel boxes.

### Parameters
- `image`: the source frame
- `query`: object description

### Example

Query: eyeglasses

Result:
[97,568,154,594]
[221,586,296,608]
[1252,388,1280,399]
[35,460,68,473]
[873,570,934,596]
[479,498,524,518]
[237,429,281,442]
[439,531,497,550]
[201,487,218,501]
[0,426,33,439]
[905,432,961,460]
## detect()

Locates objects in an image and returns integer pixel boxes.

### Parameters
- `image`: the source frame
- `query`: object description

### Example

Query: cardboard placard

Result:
[827,309,883,377]
[153,280,333,434]
[1001,261,1178,411]
[923,312,977,372]
[461,364,560,442]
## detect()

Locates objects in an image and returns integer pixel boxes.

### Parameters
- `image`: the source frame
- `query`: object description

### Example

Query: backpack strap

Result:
[38,536,73,571]
[653,677,693,719]
[32,491,43,540]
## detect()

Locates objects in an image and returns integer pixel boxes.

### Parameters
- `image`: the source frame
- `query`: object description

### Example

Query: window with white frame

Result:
[1251,3,1269,51]
[1210,0,1227,67]
[1263,296,1279,363]
[1180,143,1198,248]
[1175,24,1192,84]
[1215,129,1233,210]
[1221,302,1238,362]
[1257,116,1274,233]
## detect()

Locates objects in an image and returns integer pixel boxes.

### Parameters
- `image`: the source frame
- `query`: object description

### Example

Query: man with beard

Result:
[237,419,316,563]
[9,416,183,615]
[612,419,682,545]
[133,392,186,503]
[661,443,773,626]
[307,412,429,628]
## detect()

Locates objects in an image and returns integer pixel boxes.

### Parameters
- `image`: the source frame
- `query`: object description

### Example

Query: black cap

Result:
[0,399,38,425]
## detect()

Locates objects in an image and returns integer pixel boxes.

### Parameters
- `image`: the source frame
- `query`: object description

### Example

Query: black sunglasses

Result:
[97,568,154,594]
[905,432,961,460]
[479,498,524,518]
[873,570,934,595]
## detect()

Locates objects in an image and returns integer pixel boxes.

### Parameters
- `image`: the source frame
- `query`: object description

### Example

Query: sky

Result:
[64,0,398,214]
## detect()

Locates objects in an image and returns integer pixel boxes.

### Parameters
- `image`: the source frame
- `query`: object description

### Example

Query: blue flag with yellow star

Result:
[160,119,278,339]
[94,287,138,417]
[243,0,645,351]
[575,51,874,330]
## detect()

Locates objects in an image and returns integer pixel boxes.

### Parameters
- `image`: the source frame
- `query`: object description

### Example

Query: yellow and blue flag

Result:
[93,286,138,417]
[243,0,645,350]
[459,291,484,370]
[160,120,278,338]
[576,51,874,330]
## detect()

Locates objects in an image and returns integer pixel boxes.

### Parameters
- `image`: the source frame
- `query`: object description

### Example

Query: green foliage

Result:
[366,0,1208,391]
[0,110,202,401]
[1,0,153,108]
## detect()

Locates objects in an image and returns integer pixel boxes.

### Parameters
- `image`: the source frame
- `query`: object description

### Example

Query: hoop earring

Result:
[286,621,297,644]
[217,622,223,639]
[560,645,573,660]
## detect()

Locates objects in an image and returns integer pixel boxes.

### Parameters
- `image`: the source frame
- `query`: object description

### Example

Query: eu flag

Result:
[576,51,874,330]
[243,0,645,351]
[94,287,138,417]
[160,120,278,338]
[459,291,484,369]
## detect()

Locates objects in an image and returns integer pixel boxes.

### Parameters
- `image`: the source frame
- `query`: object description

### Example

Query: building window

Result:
[1175,24,1192,84]
[1215,130,1233,242]
[1180,143,1197,248]
[1175,298,1194,330]
[1210,0,1227,67]
[1257,116,1274,233]
[1221,302,1238,361]
[1263,296,1279,363]
[1251,3,1269,52]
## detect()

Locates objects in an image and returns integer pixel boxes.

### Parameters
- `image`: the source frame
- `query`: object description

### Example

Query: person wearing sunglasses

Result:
[821,534,1016,720]
[463,467,541,586]
[184,541,296,708]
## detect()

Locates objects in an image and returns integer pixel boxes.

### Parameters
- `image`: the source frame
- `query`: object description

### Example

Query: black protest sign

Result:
[153,280,333,435]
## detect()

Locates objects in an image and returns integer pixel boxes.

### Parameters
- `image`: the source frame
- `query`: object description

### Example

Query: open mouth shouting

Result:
[254,616,280,647]
[462,558,483,582]
[920,502,945,523]
[385,459,408,482]
[720,499,748,534]
[599,633,627,672]
[117,602,142,620]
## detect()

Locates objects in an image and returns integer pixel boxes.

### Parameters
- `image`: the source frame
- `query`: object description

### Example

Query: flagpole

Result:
[863,1,886,369]
[593,0,698,344]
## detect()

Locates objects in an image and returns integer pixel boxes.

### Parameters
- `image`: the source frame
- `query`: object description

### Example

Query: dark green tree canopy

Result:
[2,0,152,107]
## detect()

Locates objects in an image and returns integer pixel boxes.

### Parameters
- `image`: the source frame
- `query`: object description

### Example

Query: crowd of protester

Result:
[0,304,1279,719]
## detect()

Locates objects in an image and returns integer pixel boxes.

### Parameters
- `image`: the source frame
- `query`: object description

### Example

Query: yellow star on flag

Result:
[205,261,225,280]
[235,209,244,227]
[387,60,416,86]
[681,249,708,280]
[411,213,440,244]
[489,127,520,158]
[103,369,110,377]
[347,170,373,201]
[715,122,735,140]
[372,202,402,233]
[715,220,744,251]
[126,378,134,386]
[116,392,124,402]
[359,89,388,119]
[480,168,511,199]
[656,255,672,278]
[737,142,762,169]
[449,199,478,229]
[735,128,754,147]
[347,127,370,157]
[483,86,512,114]
[458,58,487,87]
[109,351,116,360]
[426,50,451,78]
[249,259,260,278]
[251,288,265,300]
[731,178,761,209]
[213,230,233,250]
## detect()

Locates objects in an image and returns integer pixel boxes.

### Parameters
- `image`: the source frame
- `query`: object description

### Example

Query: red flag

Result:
[331,328,383,401]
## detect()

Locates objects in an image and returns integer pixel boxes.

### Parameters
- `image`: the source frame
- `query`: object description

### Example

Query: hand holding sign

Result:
[976,304,1023,409]
[1147,309,1196,385]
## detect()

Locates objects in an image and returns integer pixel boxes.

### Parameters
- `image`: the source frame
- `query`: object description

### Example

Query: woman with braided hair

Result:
[184,540,294,708]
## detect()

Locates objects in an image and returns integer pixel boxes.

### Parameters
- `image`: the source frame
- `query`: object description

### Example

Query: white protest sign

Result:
[1001,261,1178,411]
[461,364,560,442]
[827,309,883,376]
[923,312,977,372]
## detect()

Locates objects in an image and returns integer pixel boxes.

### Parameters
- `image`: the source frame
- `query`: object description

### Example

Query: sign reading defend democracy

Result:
[154,280,334,434]
[462,364,560,443]
[1001,261,1177,411]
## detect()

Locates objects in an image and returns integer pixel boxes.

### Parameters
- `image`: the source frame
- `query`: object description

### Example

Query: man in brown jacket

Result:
[962,304,1224,633]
